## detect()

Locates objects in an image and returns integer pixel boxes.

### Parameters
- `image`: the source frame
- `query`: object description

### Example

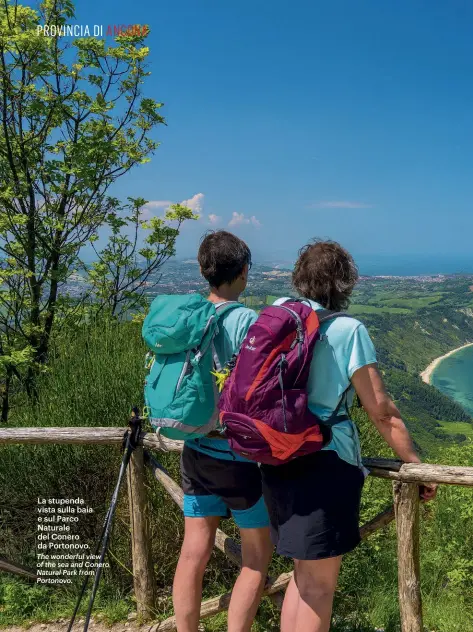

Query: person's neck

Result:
[207,286,240,303]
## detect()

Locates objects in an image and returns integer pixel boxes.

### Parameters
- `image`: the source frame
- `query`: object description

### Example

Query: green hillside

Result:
[2,276,473,630]
[359,301,473,453]
[1,317,473,631]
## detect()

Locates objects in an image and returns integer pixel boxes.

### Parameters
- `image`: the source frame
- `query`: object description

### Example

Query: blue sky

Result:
[69,2,473,263]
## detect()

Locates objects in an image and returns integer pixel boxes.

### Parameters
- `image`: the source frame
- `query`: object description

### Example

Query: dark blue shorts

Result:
[261,450,364,560]
[181,445,270,529]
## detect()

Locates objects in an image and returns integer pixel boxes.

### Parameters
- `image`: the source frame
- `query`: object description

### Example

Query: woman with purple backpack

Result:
[219,238,438,632]
[260,240,438,632]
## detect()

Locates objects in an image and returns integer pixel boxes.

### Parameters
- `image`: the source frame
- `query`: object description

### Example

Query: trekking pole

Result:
[66,409,142,632]
[66,503,112,632]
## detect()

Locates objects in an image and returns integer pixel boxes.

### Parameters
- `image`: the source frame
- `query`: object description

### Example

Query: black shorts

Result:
[260,450,365,560]
[181,445,270,529]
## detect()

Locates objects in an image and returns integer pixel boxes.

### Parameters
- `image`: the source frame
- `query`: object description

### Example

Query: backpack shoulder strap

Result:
[316,309,352,324]
[210,302,243,372]
[214,301,244,319]
[285,300,352,324]
[316,309,358,424]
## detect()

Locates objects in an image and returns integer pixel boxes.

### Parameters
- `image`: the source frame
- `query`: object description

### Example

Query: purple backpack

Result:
[218,300,349,465]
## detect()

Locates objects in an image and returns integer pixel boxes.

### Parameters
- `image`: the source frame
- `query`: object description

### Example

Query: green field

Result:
[349,304,411,315]
[439,421,473,438]
[241,295,282,308]
[378,294,444,309]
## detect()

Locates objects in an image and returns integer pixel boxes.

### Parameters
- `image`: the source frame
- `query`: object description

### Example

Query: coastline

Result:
[420,342,473,385]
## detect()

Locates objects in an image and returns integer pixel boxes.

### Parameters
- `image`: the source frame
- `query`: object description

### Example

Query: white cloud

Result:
[229,212,248,226]
[140,200,173,220]
[228,212,262,228]
[208,214,221,225]
[141,194,206,220]
[181,193,205,217]
[142,195,264,230]
[310,200,373,209]
[144,200,174,209]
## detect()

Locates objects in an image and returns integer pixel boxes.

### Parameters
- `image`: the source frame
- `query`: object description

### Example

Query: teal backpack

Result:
[142,294,243,440]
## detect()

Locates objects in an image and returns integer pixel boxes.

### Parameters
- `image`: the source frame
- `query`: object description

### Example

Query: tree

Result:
[0,0,195,420]
[88,200,195,319]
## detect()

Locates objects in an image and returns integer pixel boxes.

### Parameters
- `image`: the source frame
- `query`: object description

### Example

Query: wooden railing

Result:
[1,427,473,632]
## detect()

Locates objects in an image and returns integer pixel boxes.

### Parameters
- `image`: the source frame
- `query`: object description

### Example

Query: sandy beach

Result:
[420,342,473,385]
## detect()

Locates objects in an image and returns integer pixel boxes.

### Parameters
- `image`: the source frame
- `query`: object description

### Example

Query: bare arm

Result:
[351,363,420,463]
[351,363,437,500]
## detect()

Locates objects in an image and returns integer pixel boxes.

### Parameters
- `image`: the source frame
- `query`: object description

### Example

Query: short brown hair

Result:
[198,230,251,288]
[292,239,358,311]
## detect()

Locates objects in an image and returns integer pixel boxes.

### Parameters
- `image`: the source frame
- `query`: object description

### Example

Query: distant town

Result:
[63,259,472,308]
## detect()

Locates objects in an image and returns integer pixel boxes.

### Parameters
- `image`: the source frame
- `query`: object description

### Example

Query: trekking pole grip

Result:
[128,406,142,451]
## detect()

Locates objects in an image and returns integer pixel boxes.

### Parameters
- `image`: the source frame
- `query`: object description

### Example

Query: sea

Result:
[431,346,473,416]
[259,254,473,276]
[354,254,473,276]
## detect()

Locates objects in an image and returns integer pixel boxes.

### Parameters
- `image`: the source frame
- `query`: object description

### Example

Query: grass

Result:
[439,421,473,438]
[2,319,473,631]
[0,320,158,625]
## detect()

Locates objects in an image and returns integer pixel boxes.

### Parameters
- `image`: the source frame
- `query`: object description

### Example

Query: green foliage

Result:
[0,320,267,626]
[1,318,473,630]
[377,368,473,454]
[88,200,197,318]
[386,368,471,423]
[0,0,195,419]
[0,579,52,619]
[363,306,473,374]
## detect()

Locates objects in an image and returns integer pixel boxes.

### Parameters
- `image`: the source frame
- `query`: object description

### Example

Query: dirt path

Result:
[1,618,206,632]
[3,620,146,632]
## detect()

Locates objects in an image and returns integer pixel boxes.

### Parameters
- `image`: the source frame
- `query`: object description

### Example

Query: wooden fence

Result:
[1,426,473,632]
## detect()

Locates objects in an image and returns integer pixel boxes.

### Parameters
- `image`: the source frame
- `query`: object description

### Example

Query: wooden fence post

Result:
[393,481,423,632]
[127,446,156,620]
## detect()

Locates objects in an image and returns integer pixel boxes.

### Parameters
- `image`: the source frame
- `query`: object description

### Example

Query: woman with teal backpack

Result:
[143,231,272,632]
